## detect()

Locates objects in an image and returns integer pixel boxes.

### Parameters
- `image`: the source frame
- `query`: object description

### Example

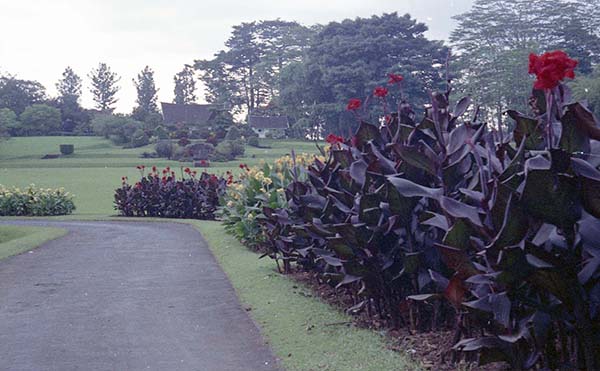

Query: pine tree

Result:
[56,67,82,104]
[88,63,120,112]
[132,66,159,120]
[173,65,196,104]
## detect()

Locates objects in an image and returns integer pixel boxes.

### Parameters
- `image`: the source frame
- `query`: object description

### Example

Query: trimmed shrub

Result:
[114,166,227,219]
[59,144,74,155]
[130,129,149,148]
[247,136,259,147]
[0,184,75,216]
[155,140,175,159]
[225,125,241,140]
[214,139,245,161]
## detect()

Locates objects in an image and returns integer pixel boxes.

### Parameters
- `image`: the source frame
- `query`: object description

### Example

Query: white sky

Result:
[0,0,473,113]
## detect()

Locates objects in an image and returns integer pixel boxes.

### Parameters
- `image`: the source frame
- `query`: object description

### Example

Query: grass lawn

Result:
[0,136,321,216]
[193,221,417,371]
[0,224,67,260]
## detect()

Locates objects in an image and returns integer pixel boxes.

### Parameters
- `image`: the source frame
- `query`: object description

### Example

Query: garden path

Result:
[0,220,278,371]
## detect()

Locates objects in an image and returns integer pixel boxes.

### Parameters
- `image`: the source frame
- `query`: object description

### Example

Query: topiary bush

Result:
[59,144,74,155]
[247,136,260,147]
[250,53,600,370]
[155,140,175,159]
[114,166,227,219]
[0,184,75,216]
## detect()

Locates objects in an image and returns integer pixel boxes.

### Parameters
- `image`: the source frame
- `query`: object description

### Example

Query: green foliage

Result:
[153,125,170,140]
[173,65,197,104]
[571,68,600,118]
[130,129,149,148]
[0,108,18,137]
[88,62,120,112]
[0,76,46,115]
[59,144,74,155]
[247,136,259,147]
[450,0,600,127]
[90,113,144,146]
[19,104,61,135]
[214,139,245,161]
[195,20,314,113]
[154,140,175,159]
[0,184,75,216]
[225,125,241,140]
[132,66,159,123]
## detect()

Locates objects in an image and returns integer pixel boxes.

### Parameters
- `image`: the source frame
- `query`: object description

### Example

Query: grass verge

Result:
[192,220,418,371]
[0,224,67,260]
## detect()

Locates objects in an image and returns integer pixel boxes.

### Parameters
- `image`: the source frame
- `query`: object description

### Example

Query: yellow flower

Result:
[263,177,272,185]
[227,201,234,208]
[247,213,255,221]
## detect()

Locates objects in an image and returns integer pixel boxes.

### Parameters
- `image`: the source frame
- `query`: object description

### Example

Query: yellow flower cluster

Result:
[0,184,72,198]
[274,153,324,171]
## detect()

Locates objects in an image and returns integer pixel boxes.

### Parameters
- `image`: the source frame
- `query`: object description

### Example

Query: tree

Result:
[450,0,600,127]
[0,75,46,115]
[19,104,61,135]
[56,67,82,104]
[132,66,159,122]
[278,13,448,135]
[88,63,120,112]
[571,68,600,118]
[195,20,314,113]
[0,108,18,138]
[55,67,87,132]
[173,65,197,104]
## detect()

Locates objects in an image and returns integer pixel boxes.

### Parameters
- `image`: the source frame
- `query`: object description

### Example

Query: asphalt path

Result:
[0,220,279,371]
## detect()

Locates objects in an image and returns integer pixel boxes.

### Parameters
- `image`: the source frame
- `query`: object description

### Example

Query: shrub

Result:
[0,108,18,137]
[59,144,74,155]
[185,142,214,160]
[225,125,241,140]
[213,139,245,161]
[220,153,321,249]
[248,54,600,370]
[155,140,175,159]
[114,166,227,219]
[91,114,144,145]
[130,129,149,148]
[153,125,170,139]
[19,104,61,136]
[247,136,260,147]
[0,184,75,216]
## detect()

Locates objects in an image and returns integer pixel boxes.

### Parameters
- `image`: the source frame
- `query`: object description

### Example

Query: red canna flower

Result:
[152,166,157,173]
[162,169,167,175]
[388,73,404,84]
[171,171,176,177]
[136,165,145,170]
[373,86,388,98]
[184,167,191,174]
[326,134,344,145]
[346,98,362,111]
[192,171,197,177]
[528,50,578,90]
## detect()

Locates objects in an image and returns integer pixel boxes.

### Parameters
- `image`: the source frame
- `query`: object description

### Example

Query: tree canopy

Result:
[132,65,159,122]
[0,76,46,115]
[173,65,197,104]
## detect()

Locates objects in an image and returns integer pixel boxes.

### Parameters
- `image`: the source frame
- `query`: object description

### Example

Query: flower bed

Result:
[219,153,324,249]
[0,184,75,216]
[114,166,227,219]
[223,52,600,369]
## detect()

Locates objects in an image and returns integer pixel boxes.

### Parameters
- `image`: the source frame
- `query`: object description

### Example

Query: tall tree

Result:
[55,67,87,132]
[132,65,159,121]
[450,0,600,127]
[0,75,46,115]
[195,20,314,113]
[279,13,448,136]
[173,65,197,104]
[88,63,120,112]
[56,67,82,104]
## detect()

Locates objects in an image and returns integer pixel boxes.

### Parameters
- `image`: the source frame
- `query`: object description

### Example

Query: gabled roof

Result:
[161,102,220,125]
[248,115,289,129]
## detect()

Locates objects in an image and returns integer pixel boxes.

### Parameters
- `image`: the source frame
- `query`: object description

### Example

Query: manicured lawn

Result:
[0,224,67,260]
[0,136,321,215]
[193,221,417,371]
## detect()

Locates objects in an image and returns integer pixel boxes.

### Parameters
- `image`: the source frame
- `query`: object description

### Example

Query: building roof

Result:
[248,115,289,129]
[161,102,220,125]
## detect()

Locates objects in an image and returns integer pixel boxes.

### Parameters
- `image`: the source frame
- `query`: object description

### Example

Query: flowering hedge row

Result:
[222,52,600,370]
[114,166,227,219]
[0,184,75,216]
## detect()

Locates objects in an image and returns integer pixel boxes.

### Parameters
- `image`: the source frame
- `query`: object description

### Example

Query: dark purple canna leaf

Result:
[440,197,483,227]
[386,176,443,199]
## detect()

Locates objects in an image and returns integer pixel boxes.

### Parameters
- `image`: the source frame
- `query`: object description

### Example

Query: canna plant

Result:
[257,51,600,369]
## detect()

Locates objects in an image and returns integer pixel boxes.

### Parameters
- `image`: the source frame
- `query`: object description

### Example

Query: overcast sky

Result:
[0,0,473,113]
